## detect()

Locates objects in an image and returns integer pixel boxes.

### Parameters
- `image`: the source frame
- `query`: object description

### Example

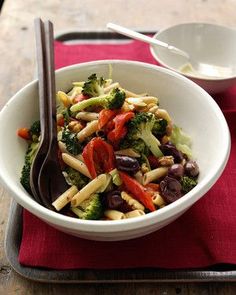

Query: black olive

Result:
[160,176,182,203]
[168,164,184,179]
[160,142,184,163]
[115,155,140,174]
[185,160,199,177]
[104,190,124,210]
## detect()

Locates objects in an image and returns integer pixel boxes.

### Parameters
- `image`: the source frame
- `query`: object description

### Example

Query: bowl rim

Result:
[149,22,236,81]
[0,59,231,233]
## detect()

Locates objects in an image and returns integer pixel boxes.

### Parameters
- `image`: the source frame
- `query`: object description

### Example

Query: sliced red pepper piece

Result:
[82,139,97,178]
[119,171,156,212]
[107,111,134,144]
[108,126,127,143]
[82,137,115,178]
[98,109,117,129]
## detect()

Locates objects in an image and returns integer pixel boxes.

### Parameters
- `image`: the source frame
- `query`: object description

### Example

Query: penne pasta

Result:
[121,101,135,112]
[104,210,125,220]
[76,111,99,121]
[59,142,84,162]
[115,148,140,158]
[71,174,108,207]
[133,171,144,185]
[126,97,147,107]
[104,82,120,93]
[77,120,99,142]
[147,103,159,114]
[155,108,172,123]
[122,88,147,98]
[143,167,168,185]
[121,191,145,211]
[125,209,145,219]
[152,192,166,207]
[57,91,71,107]
[75,153,84,162]
[68,86,83,100]
[52,185,78,211]
[126,96,158,107]
[58,141,67,153]
[62,153,91,178]
[138,96,158,104]
[72,81,85,87]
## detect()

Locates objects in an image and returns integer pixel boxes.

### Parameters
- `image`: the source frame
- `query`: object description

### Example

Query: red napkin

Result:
[18,39,236,270]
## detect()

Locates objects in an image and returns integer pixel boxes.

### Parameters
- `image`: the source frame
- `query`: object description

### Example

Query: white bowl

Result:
[0,60,230,241]
[150,23,236,94]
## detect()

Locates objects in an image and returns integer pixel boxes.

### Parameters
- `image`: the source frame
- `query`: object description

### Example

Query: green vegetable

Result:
[61,107,71,124]
[20,121,40,193]
[61,128,82,155]
[152,118,168,137]
[126,112,163,157]
[181,176,197,193]
[170,125,192,158]
[63,166,89,189]
[82,73,106,97]
[71,193,103,220]
[70,88,126,112]
[20,141,39,193]
[139,154,151,170]
[109,168,122,186]
[119,138,149,156]
[29,120,40,141]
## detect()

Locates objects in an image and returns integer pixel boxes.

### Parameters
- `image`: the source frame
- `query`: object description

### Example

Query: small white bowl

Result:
[0,60,230,241]
[150,23,236,94]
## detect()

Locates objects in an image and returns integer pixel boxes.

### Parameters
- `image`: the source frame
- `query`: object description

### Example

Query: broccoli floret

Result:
[152,118,168,138]
[181,176,197,193]
[20,120,40,192]
[20,141,39,193]
[63,166,89,189]
[71,193,103,220]
[61,107,71,124]
[82,73,106,97]
[29,120,40,139]
[126,112,163,157]
[70,88,126,112]
[61,128,82,155]
[119,138,150,156]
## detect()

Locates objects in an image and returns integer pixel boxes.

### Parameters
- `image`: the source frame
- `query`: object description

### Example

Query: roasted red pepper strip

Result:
[82,139,97,178]
[82,137,115,178]
[98,109,117,129]
[107,111,134,143]
[119,171,156,212]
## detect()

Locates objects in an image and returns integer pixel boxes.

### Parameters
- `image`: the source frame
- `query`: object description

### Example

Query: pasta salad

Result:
[18,73,199,221]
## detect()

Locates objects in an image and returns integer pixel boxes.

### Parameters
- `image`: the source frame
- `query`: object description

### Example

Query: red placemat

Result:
[18,39,236,270]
